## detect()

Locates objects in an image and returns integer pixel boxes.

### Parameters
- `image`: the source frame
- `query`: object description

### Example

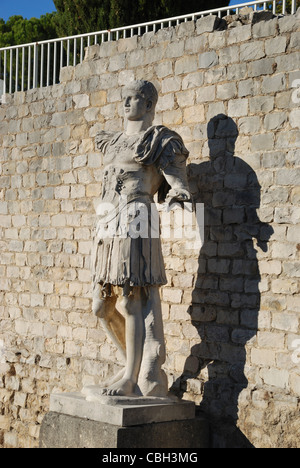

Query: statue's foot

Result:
[82,385,106,400]
[103,368,125,387]
[103,378,135,397]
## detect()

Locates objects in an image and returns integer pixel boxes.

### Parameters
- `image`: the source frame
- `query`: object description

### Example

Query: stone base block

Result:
[39,412,210,448]
[49,392,195,426]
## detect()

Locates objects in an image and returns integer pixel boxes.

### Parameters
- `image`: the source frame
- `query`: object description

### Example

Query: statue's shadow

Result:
[170,115,273,448]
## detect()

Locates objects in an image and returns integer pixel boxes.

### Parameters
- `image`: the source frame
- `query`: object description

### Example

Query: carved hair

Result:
[123,80,158,109]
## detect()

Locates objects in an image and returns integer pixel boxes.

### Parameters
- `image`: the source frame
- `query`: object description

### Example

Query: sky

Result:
[0,0,56,21]
[0,0,250,22]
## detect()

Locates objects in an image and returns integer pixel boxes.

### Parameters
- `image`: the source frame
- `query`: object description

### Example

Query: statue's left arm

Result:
[159,139,192,206]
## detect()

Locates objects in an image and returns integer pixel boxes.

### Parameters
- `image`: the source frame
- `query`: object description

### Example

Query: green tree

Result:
[0,14,57,48]
[269,0,300,13]
[53,0,112,37]
[109,0,229,28]
[53,0,230,36]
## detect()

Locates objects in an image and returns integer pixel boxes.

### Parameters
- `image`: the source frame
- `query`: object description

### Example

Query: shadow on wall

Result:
[170,114,274,448]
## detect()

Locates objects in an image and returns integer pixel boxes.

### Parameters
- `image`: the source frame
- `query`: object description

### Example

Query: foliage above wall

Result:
[0,14,57,48]
[0,0,230,46]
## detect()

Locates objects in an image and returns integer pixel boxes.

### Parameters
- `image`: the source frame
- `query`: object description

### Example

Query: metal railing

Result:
[0,0,298,100]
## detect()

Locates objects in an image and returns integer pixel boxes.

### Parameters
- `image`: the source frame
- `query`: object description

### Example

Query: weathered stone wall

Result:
[0,10,300,448]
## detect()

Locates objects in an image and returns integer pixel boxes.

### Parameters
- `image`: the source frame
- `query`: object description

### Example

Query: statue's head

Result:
[122,80,158,123]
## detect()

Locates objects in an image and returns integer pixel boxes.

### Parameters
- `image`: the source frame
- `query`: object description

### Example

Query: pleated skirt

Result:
[91,234,167,288]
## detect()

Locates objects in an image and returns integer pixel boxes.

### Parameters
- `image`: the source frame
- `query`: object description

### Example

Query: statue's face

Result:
[123,89,150,121]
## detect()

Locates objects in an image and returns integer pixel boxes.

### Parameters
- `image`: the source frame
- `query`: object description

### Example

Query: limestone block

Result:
[0,416,11,431]
[276,52,300,73]
[162,109,182,125]
[196,15,222,34]
[196,85,215,103]
[278,14,300,33]
[283,262,300,278]
[184,104,205,124]
[163,288,183,304]
[249,95,274,114]
[198,51,219,69]
[251,348,276,367]
[238,116,261,134]
[260,368,289,390]
[182,71,204,90]
[157,93,175,111]
[240,42,265,62]
[227,24,251,45]
[73,94,90,109]
[219,46,239,66]
[276,168,300,186]
[185,35,208,54]
[251,133,274,152]
[253,18,278,39]
[248,57,275,77]
[108,53,126,72]
[217,82,237,100]
[290,109,300,129]
[174,56,198,76]
[264,112,288,131]
[251,11,274,25]
[165,41,185,59]
[161,76,181,93]
[228,98,248,117]
[265,36,287,56]
[65,80,81,95]
[59,66,74,83]
[176,20,195,37]
[117,36,138,53]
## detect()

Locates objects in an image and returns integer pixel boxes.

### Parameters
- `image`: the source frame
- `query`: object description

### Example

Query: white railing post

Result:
[40,43,44,88]
[67,39,70,66]
[33,43,38,89]
[282,0,286,14]
[47,42,50,86]
[53,42,57,85]
[15,48,19,93]
[9,49,13,94]
[291,0,296,14]
[60,41,64,72]
[3,49,7,96]
[28,45,31,90]
[21,47,25,91]
[80,37,84,63]
[73,38,77,67]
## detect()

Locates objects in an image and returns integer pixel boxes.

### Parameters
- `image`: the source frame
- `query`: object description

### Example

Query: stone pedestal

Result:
[39,392,210,448]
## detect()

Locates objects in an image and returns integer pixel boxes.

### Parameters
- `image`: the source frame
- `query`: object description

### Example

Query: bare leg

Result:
[92,283,126,358]
[83,286,127,399]
[104,289,144,396]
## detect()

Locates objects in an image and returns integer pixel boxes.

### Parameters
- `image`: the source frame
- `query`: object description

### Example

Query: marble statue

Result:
[84,80,191,400]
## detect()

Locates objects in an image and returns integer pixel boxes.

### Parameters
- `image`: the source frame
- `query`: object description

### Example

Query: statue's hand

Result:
[164,189,191,211]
